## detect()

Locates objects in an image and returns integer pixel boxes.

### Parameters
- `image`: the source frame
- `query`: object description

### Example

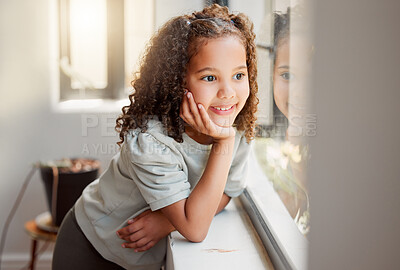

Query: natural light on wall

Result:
[55,0,154,109]
[124,0,154,90]
[69,0,108,90]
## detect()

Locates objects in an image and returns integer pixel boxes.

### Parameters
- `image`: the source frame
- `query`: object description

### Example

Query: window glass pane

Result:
[69,0,108,89]
[254,0,312,236]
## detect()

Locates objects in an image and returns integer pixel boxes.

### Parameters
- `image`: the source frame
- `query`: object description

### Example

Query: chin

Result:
[212,117,235,127]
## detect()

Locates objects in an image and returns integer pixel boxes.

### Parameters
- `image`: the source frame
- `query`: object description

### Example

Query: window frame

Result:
[240,147,309,270]
[239,0,310,268]
[58,0,125,101]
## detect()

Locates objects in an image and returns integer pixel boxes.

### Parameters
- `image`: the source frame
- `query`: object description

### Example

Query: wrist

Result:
[213,135,235,145]
[211,136,235,155]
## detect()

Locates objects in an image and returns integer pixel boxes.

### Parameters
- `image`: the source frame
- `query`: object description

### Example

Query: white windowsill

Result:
[246,146,309,270]
[166,197,274,270]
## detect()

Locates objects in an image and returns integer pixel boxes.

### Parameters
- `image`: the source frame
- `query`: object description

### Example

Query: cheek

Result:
[238,82,250,105]
[190,85,212,107]
[273,79,289,105]
[186,78,203,102]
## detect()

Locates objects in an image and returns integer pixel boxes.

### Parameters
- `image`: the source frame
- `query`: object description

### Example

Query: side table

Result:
[24,220,57,270]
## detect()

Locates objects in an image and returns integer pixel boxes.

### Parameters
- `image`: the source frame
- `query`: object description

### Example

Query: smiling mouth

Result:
[209,104,236,115]
[211,105,234,111]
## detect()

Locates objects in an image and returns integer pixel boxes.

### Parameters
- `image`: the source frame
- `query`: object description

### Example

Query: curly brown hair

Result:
[116,4,258,145]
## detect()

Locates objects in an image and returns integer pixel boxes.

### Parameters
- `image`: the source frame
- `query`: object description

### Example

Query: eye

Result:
[234,73,245,80]
[201,75,216,82]
[281,72,294,81]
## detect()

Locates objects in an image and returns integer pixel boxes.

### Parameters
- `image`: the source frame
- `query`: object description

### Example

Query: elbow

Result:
[183,229,208,243]
[187,233,207,243]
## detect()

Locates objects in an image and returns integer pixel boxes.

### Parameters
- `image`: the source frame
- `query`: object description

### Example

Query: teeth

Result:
[213,105,233,111]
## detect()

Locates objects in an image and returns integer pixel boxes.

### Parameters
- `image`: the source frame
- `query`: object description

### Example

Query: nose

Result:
[217,81,236,99]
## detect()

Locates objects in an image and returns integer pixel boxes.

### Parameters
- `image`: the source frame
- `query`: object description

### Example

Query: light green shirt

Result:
[75,120,251,269]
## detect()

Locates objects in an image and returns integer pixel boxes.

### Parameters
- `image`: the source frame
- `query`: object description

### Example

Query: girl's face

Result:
[273,39,290,118]
[185,36,250,127]
[273,36,311,119]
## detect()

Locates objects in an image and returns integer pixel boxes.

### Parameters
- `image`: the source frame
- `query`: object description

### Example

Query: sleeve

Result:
[124,131,190,211]
[224,135,251,197]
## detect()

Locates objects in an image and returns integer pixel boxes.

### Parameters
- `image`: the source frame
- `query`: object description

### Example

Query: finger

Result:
[187,92,205,130]
[117,223,141,238]
[122,239,142,249]
[179,90,187,119]
[123,237,149,249]
[120,229,146,243]
[197,104,214,132]
[134,241,155,252]
[122,236,145,249]
[180,92,194,125]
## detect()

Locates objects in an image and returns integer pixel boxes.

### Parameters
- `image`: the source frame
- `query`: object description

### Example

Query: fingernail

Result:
[184,89,188,94]
[116,232,120,237]
[122,244,126,248]
[128,219,133,224]
[187,92,191,99]
[198,104,203,109]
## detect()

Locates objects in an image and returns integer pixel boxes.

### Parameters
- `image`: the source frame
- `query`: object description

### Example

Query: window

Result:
[236,0,312,269]
[57,0,155,101]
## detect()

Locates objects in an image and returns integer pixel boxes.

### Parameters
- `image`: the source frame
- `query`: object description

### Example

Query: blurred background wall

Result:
[0,1,120,268]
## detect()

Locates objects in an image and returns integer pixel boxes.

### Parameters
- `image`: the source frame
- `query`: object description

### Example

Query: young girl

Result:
[52,4,258,270]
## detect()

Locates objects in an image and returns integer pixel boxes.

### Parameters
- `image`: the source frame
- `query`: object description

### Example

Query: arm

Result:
[159,91,236,242]
[160,137,234,242]
[216,193,231,215]
[117,193,231,251]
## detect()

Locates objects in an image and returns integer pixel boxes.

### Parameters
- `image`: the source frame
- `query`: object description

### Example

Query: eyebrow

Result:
[195,67,215,74]
[235,65,248,71]
[277,65,290,69]
[195,65,248,74]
